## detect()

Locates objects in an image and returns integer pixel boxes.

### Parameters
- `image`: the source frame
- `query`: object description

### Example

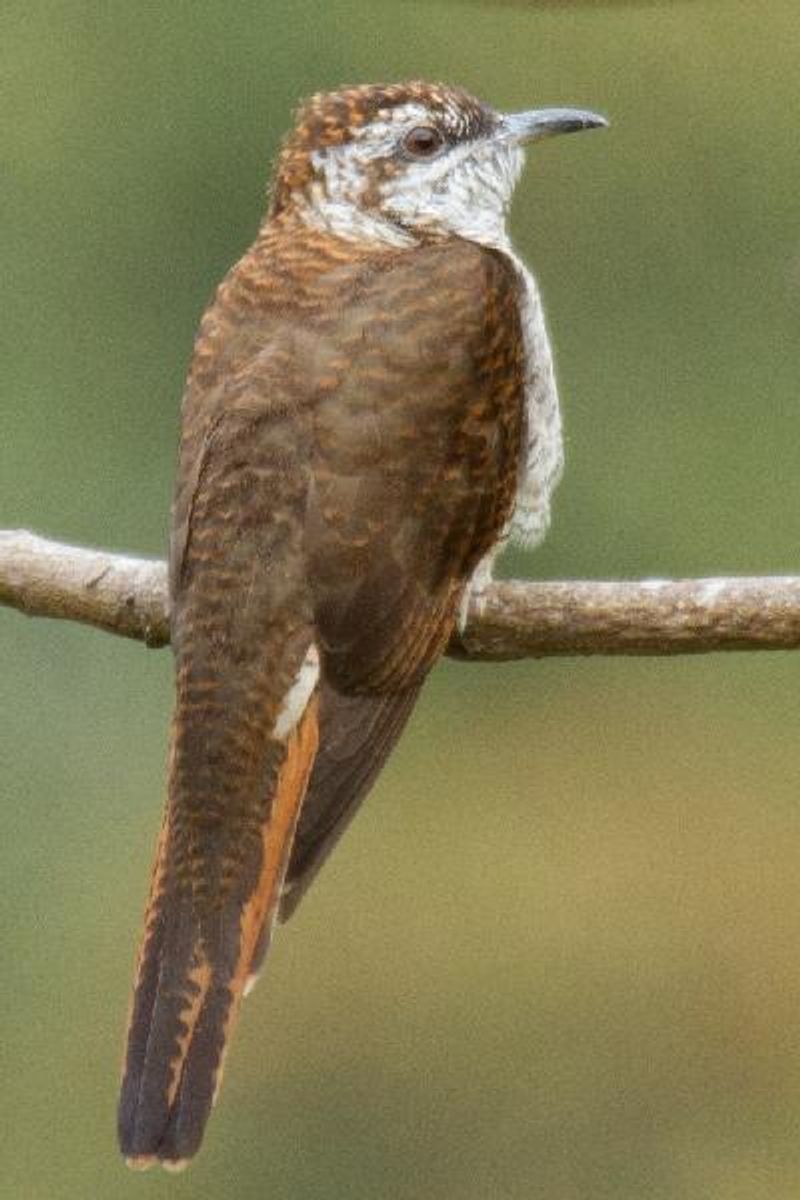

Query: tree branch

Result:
[0,531,170,648]
[2,529,800,659]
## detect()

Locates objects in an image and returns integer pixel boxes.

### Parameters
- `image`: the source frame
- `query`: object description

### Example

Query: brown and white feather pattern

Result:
[118,78,599,1169]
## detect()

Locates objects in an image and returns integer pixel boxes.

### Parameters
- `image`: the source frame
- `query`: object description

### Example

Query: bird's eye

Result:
[402,126,444,158]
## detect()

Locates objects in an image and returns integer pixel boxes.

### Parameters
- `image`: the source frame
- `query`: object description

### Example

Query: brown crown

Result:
[270,80,495,216]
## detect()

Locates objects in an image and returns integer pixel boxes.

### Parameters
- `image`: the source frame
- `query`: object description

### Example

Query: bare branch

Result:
[2,529,800,659]
[0,531,169,648]
[451,577,800,659]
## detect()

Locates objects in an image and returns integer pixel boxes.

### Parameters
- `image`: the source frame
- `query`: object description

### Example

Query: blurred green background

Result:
[3,1,800,1196]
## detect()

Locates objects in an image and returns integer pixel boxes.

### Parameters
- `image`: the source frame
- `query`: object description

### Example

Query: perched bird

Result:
[118,80,606,1170]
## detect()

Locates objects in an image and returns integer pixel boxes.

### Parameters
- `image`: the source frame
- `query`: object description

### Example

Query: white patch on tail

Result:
[274,644,320,740]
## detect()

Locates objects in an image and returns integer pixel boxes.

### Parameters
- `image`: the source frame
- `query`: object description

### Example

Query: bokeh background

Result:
[3,2,800,1197]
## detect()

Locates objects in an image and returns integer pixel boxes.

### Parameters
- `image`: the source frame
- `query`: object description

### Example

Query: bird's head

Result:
[270,81,606,248]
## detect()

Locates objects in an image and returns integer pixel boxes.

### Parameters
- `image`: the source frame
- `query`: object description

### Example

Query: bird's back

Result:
[119,222,529,1167]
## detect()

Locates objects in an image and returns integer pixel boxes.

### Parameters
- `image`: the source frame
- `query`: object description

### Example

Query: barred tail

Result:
[118,698,318,1170]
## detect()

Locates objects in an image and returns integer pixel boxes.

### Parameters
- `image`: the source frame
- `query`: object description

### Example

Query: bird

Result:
[118,79,606,1170]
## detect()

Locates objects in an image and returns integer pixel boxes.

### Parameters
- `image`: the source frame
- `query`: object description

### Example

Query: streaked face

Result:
[307,99,524,246]
[274,82,606,249]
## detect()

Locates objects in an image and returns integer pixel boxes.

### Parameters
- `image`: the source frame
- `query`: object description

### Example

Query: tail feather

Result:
[118,698,318,1169]
[278,681,423,924]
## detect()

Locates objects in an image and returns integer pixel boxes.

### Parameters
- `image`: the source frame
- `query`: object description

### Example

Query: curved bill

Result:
[502,107,609,144]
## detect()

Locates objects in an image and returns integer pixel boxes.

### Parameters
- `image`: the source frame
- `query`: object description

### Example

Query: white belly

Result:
[502,248,564,548]
[458,248,564,629]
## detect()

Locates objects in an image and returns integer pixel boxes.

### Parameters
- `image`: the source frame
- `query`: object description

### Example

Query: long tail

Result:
[118,697,318,1170]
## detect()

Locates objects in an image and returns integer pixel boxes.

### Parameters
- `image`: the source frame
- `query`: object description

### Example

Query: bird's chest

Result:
[499,248,564,549]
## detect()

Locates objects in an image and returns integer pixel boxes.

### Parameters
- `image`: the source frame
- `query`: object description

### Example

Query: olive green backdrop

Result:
[3,2,800,1197]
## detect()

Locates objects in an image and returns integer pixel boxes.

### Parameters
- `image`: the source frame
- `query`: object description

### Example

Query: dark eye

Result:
[402,126,444,158]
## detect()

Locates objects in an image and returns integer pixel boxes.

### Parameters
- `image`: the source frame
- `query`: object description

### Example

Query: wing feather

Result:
[119,401,316,1168]
[276,680,423,923]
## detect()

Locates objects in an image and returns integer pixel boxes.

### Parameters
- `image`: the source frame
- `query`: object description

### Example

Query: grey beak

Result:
[503,107,609,144]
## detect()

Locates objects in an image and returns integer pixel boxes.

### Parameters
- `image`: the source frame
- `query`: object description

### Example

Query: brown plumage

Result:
[118,80,606,1168]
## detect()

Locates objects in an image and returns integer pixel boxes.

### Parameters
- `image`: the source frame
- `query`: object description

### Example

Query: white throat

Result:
[297,132,525,250]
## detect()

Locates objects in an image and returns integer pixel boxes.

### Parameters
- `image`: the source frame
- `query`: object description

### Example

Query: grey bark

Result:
[3,530,799,659]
